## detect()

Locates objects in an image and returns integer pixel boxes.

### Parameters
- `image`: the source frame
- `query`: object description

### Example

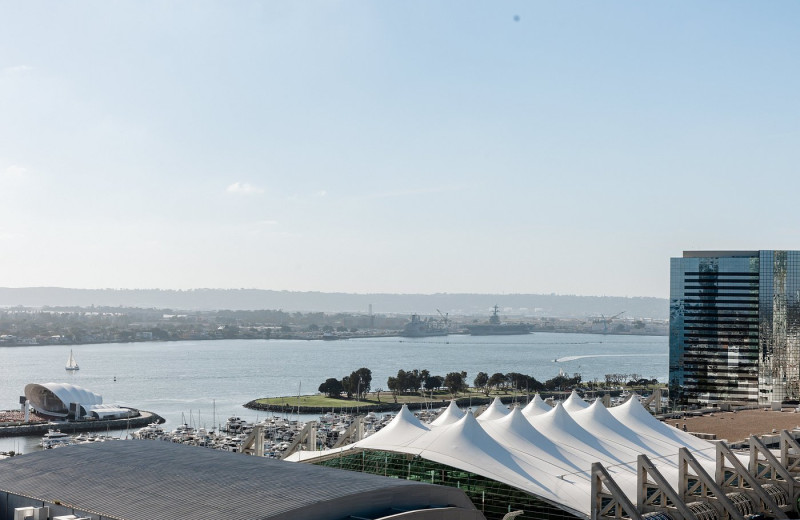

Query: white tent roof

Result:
[288,396,720,519]
[562,390,590,413]
[358,405,429,451]
[608,393,717,460]
[521,393,552,418]
[24,382,103,416]
[481,407,592,476]
[88,404,135,419]
[571,399,675,459]
[430,400,465,426]
[476,397,510,422]
[529,402,641,470]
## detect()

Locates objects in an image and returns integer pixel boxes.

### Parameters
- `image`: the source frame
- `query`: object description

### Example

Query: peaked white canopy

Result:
[562,390,590,413]
[288,396,724,519]
[521,393,552,418]
[476,397,510,422]
[430,400,465,427]
[607,392,717,460]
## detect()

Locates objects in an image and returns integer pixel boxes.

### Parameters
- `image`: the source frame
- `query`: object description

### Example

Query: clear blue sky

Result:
[1,2,798,297]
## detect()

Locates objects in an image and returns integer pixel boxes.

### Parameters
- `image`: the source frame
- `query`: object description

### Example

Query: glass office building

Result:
[669,250,800,405]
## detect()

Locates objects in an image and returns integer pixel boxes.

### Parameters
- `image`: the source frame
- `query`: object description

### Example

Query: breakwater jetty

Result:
[0,410,164,437]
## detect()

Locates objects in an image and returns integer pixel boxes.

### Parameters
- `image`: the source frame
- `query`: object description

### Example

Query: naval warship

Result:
[465,305,532,336]
[400,314,448,337]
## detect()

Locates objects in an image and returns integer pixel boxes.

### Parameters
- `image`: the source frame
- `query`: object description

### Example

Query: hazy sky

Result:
[1,2,798,298]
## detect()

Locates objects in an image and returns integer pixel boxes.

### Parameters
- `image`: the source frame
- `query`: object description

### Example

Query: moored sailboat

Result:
[65,349,79,371]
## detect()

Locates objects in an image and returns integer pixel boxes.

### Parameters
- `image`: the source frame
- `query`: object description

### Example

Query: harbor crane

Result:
[593,311,625,333]
[436,309,449,327]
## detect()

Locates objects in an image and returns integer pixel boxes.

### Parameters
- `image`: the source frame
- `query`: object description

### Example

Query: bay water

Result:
[0,332,667,453]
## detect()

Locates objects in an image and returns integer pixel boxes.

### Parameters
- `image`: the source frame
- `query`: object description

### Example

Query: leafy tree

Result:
[341,375,352,398]
[391,369,423,393]
[544,373,581,391]
[318,378,344,398]
[394,369,408,393]
[420,370,431,390]
[425,373,443,391]
[409,369,423,392]
[506,372,542,392]
[349,367,372,399]
[488,372,507,392]
[387,377,399,403]
[474,372,489,395]
[444,372,468,396]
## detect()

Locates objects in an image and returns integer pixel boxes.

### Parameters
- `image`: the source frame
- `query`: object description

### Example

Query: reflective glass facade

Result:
[670,251,800,405]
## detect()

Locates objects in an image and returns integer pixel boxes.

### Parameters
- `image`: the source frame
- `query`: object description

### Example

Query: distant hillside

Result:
[0,288,668,319]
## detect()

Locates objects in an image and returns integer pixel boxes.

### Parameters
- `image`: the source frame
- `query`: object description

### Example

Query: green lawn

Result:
[251,389,534,409]
[249,385,666,410]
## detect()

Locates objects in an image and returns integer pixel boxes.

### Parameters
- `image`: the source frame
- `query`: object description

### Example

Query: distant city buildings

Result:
[669,250,800,405]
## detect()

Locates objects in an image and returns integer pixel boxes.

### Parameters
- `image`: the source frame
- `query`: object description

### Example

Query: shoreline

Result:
[245,396,521,414]
[0,410,164,438]
[0,329,667,348]
[243,392,624,414]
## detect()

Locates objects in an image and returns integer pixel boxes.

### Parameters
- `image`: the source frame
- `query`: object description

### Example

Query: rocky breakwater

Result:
[0,409,164,437]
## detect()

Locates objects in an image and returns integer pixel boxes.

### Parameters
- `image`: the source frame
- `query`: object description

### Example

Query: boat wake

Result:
[554,354,666,363]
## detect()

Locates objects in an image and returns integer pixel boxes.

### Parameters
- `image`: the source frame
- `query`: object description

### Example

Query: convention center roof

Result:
[288,392,732,519]
[0,441,482,520]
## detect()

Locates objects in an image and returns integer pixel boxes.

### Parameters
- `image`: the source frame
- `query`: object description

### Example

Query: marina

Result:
[128,410,398,457]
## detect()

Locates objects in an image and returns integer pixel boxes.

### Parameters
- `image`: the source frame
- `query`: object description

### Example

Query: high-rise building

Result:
[669,250,800,405]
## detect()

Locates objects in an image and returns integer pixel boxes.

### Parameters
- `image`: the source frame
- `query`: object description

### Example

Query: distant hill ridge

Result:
[0,287,668,319]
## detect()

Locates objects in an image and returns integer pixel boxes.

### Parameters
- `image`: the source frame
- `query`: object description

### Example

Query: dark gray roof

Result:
[0,441,476,520]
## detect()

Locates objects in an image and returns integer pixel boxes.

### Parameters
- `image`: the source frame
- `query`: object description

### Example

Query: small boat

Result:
[65,349,79,371]
[41,429,71,448]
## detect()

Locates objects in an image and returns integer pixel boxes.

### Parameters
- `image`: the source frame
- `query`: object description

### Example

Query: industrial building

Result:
[288,395,800,520]
[0,440,482,520]
[669,250,800,405]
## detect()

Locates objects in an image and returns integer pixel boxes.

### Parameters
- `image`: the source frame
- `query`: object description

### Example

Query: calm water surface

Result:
[0,332,666,453]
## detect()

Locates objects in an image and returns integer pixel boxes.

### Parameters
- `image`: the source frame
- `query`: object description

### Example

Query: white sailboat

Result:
[65,349,79,371]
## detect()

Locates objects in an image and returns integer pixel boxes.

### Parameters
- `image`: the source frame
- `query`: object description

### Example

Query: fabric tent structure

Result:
[24,383,102,418]
[430,399,465,426]
[23,382,133,419]
[288,394,731,519]
[476,397,511,422]
[521,393,551,418]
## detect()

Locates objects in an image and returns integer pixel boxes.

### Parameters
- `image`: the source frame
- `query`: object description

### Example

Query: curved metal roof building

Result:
[0,441,483,520]
[24,382,103,418]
